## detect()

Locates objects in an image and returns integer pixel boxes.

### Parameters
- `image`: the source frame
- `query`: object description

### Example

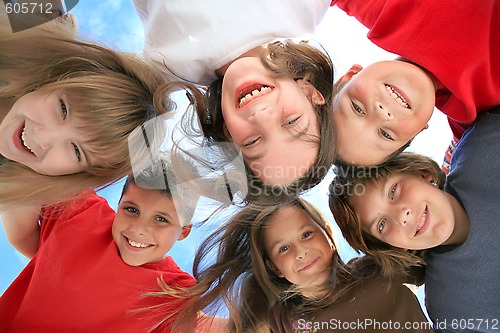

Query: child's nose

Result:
[248,106,277,125]
[33,126,56,150]
[399,208,411,226]
[375,102,394,120]
[129,218,149,235]
[296,247,309,260]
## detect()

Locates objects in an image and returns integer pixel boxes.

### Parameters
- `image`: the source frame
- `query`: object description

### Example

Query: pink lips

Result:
[123,235,153,252]
[386,83,411,109]
[14,122,34,155]
[234,82,273,109]
[414,206,429,237]
[298,258,318,272]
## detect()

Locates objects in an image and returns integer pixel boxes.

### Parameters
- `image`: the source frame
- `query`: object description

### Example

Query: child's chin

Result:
[120,253,146,267]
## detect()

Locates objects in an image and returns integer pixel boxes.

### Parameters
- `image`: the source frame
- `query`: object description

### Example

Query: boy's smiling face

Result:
[350,172,456,250]
[112,182,190,266]
[332,61,436,166]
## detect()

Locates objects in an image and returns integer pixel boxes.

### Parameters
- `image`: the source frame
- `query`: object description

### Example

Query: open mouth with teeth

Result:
[237,84,272,108]
[414,206,428,236]
[125,236,153,249]
[19,126,35,155]
[385,84,410,109]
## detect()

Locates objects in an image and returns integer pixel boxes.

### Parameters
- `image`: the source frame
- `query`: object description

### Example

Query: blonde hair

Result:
[0,17,202,209]
[328,152,445,277]
[156,199,360,333]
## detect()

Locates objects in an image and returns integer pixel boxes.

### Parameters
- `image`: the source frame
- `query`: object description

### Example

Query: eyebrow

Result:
[243,147,267,161]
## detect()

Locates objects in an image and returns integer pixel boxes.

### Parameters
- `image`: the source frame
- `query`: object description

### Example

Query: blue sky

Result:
[1,1,450,316]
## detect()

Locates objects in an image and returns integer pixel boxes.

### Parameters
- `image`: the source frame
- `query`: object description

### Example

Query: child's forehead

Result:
[266,206,322,232]
[122,183,175,206]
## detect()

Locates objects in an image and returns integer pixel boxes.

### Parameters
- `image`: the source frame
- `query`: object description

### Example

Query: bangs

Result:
[58,83,157,174]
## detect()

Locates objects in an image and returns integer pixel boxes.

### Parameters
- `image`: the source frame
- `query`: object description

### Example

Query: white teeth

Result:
[127,238,150,248]
[385,85,410,109]
[416,209,427,234]
[239,86,271,107]
[21,127,34,153]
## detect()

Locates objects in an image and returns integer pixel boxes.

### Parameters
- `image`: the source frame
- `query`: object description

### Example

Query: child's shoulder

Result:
[41,191,111,223]
[147,256,196,288]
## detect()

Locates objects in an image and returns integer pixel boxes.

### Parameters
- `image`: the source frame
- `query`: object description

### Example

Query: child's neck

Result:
[215,46,264,77]
[397,56,439,91]
[442,192,470,246]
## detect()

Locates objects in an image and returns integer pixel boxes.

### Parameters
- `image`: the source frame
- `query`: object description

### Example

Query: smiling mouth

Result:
[19,126,35,154]
[299,258,318,272]
[414,206,428,236]
[385,84,410,109]
[125,236,153,249]
[237,84,272,108]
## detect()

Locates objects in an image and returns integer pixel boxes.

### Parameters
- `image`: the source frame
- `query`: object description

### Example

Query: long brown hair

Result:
[182,40,336,204]
[328,152,446,277]
[0,16,203,209]
[158,199,358,333]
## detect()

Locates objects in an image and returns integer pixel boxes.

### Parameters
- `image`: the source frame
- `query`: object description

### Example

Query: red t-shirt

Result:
[0,193,195,333]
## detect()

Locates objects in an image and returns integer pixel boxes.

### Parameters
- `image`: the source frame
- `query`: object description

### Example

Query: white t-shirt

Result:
[132,0,331,85]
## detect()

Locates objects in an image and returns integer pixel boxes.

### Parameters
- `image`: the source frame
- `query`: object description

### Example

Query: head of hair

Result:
[328,152,445,277]
[161,199,357,333]
[120,163,173,201]
[0,18,203,209]
[184,40,336,204]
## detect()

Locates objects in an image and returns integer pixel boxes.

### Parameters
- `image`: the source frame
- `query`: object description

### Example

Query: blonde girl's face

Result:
[112,182,190,267]
[350,172,456,250]
[264,205,335,288]
[221,56,325,185]
[0,89,95,175]
[332,61,436,165]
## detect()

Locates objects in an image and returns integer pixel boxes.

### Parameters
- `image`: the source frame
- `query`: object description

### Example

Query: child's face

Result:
[349,173,455,250]
[332,61,436,165]
[0,89,94,175]
[221,56,324,185]
[263,206,334,288]
[112,183,189,267]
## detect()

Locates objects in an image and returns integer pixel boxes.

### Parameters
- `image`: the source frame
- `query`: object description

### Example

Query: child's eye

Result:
[389,183,397,199]
[302,231,313,239]
[380,129,394,141]
[283,116,300,126]
[155,216,170,224]
[72,143,81,162]
[351,101,365,115]
[61,100,68,119]
[125,207,138,214]
[378,218,387,233]
[244,137,260,147]
[278,245,290,253]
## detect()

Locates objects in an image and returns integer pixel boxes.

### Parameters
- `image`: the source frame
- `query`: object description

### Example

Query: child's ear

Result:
[296,79,326,106]
[421,172,436,184]
[409,123,429,143]
[265,259,284,278]
[417,123,429,135]
[177,224,192,241]
[336,64,363,83]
